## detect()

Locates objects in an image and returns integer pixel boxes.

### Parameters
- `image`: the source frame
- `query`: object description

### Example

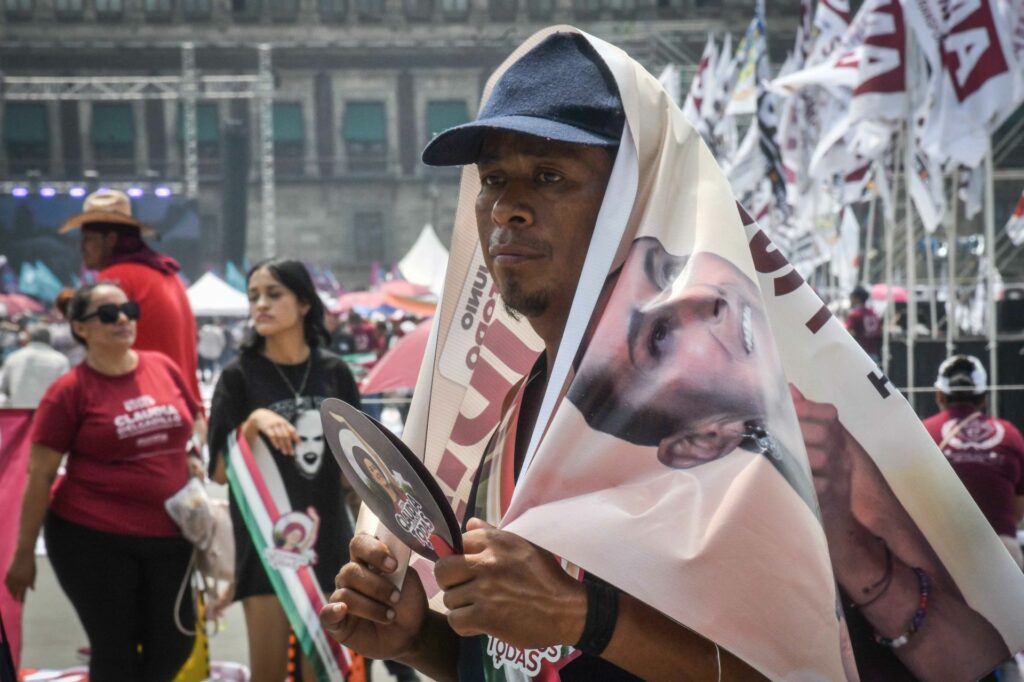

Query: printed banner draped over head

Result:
[398,25,1024,681]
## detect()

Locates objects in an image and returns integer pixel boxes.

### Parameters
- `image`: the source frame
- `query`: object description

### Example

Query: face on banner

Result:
[569,236,783,470]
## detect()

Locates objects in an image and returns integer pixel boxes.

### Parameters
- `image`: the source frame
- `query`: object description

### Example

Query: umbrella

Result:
[870,283,908,303]
[0,293,45,316]
[361,319,432,395]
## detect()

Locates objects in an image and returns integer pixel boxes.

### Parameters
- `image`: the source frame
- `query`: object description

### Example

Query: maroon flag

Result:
[0,409,34,671]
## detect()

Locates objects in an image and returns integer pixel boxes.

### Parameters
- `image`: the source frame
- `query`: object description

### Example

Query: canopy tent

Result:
[398,224,449,295]
[361,318,432,395]
[331,280,436,317]
[186,272,250,317]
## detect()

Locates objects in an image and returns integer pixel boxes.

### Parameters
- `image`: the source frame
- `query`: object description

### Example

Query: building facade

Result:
[0,0,805,284]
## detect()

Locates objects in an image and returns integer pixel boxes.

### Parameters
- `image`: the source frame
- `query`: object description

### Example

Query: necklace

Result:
[269,351,313,408]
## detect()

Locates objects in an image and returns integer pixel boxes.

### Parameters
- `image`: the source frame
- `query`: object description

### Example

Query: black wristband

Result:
[575,580,619,656]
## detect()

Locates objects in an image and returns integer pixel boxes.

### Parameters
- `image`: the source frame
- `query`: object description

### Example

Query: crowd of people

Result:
[0,28,1022,682]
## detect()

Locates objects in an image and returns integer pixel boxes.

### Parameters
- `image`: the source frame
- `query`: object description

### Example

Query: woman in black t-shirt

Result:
[208,259,360,682]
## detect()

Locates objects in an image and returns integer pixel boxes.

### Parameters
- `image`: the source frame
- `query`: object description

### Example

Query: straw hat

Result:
[58,189,157,237]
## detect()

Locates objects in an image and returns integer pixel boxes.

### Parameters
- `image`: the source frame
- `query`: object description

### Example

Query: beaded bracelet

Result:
[575,580,619,656]
[873,567,930,649]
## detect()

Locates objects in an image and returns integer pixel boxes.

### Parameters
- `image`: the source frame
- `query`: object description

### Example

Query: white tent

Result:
[187,272,250,317]
[398,224,449,295]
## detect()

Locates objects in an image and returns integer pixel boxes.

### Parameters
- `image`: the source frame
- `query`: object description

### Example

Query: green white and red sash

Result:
[226,429,354,681]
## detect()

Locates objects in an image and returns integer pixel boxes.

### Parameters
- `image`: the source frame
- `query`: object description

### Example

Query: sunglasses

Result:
[78,301,141,324]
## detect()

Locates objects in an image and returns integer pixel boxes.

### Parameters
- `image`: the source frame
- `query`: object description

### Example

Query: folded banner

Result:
[226,430,357,682]
[0,409,33,672]
[399,25,1024,681]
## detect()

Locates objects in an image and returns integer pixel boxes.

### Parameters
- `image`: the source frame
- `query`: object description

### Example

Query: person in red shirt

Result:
[4,281,205,681]
[845,285,882,362]
[59,189,201,406]
[923,355,1024,568]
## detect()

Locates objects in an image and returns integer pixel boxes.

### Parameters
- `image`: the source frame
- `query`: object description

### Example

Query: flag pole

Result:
[945,167,959,357]
[863,191,877,286]
[984,144,999,417]
[924,211,938,337]
[903,27,918,405]
[882,135,899,378]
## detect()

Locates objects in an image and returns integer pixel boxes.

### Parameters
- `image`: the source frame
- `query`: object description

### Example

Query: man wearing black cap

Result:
[923,355,1024,569]
[321,32,760,681]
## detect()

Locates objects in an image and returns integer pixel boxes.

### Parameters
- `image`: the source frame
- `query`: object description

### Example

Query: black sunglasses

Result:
[78,301,141,324]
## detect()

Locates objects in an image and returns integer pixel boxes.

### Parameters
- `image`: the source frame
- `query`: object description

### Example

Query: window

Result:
[3,0,32,19]
[95,0,124,19]
[489,0,516,20]
[143,0,174,20]
[526,0,553,19]
[404,0,432,20]
[656,0,684,16]
[425,100,468,144]
[318,0,346,21]
[273,102,305,176]
[439,0,466,18]
[573,0,601,18]
[4,104,49,175]
[606,0,633,18]
[231,0,261,21]
[182,0,211,18]
[177,103,220,174]
[91,103,135,175]
[354,0,384,20]
[354,211,385,263]
[269,0,297,20]
[53,0,83,18]
[343,101,387,173]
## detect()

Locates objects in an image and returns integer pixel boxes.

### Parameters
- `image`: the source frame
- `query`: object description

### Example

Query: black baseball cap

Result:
[421,32,625,167]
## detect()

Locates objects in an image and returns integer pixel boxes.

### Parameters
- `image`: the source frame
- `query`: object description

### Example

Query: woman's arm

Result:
[5,444,64,601]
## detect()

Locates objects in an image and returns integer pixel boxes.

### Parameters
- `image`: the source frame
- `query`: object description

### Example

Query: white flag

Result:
[657,64,682,108]
[903,0,1021,167]
[958,166,985,221]
[1005,186,1024,246]
[726,18,764,116]
[833,207,862,293]
[682,35,718,137]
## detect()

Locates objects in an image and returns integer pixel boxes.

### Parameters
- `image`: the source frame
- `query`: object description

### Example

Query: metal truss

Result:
[0,44,276,255]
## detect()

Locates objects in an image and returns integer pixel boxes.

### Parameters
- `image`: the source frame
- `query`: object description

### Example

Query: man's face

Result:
[474,131,613,326]
[79,228,117,270]
[571,238,781,455]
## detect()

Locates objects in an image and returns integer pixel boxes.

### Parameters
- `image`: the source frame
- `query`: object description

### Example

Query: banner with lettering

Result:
[226,430,360,682]
[394,25,1024,681]
[903,0,1021,168]
[0,409,33,671]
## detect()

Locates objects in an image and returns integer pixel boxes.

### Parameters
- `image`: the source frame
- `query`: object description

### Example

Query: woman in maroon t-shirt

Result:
[4,281,205,681]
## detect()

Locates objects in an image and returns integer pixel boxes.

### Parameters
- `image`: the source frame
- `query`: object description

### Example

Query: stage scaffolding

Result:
[0,42,278,259]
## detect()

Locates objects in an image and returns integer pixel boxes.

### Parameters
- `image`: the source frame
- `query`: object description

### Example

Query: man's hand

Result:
[790,385,856,533]
[320,533,428,661]
[433,518,586,650]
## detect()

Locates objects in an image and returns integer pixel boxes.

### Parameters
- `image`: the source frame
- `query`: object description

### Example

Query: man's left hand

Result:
[434,518,587,650]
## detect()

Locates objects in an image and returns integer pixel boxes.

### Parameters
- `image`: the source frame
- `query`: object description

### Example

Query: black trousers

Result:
[44,513,196,682]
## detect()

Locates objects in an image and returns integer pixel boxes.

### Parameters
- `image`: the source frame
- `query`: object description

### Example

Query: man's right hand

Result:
[320,533,428,661]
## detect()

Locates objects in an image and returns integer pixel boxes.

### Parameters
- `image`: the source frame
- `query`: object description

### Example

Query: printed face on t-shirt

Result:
[294,408,325,478]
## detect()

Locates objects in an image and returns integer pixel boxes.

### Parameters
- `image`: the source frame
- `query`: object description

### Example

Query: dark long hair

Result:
[66,281,124,346]
[241,258,330,355]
